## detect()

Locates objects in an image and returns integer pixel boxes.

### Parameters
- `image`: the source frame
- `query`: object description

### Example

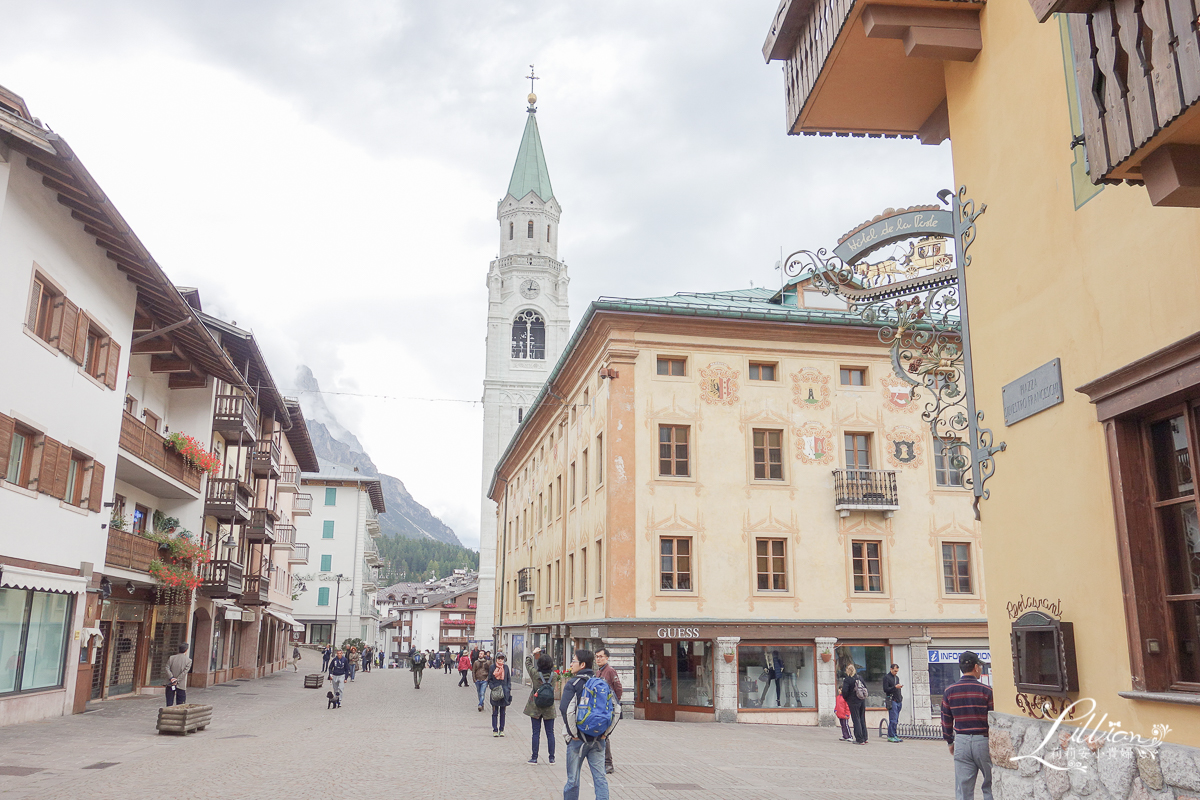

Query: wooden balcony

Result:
[763,0,982,142]
[833,469,900,517]
[245,508,277,544]
[252,433,281,479]
[213,394,258,441]
[518,567,534,600]
[292,493,313,516]
[205,478,252,522]
[200,559,244,598]
[289,543,309,565]
[1063,1,1200,204]
[117,411,202,493]
[278,464,300,493]
[241,575,271,606]
[274,523,296,551]
[104,528,159,573]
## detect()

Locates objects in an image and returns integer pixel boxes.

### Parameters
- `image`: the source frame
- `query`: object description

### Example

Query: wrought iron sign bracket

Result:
[782,186,1004,519]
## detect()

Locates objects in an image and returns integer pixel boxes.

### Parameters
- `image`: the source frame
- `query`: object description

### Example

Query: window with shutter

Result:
[6,423,38,488]
[100,339,121,390]
[54,447,76,502]
[26,278,44,331]
[26,276,61,343]
[87,461,105,512]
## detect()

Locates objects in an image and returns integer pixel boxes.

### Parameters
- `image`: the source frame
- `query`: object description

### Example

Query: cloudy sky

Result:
[1,2,952,548]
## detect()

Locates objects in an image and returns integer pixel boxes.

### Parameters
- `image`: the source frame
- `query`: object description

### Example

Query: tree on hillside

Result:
[376,536,479,585]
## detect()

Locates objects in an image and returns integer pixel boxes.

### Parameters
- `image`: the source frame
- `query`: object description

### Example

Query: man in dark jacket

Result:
[410,649,426,689]
[473,652,492,711]
[594,648,623,774]
[327,649,348,707]
[883,663,904,742]
[559,650,615,800]
[942,651,993,800]
[321,644,332,672]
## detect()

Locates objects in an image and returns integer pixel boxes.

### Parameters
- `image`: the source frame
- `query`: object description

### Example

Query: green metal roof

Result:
[506,110,554,202]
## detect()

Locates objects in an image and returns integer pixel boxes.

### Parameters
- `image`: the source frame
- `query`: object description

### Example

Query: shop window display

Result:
[737,645,815,709]
[0,588,72,695]
[835,644,888,707]
[675,640,714,707]
[930,660,990,714]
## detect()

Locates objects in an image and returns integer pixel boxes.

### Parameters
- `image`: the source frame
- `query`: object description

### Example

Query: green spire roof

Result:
[506,110,554,202]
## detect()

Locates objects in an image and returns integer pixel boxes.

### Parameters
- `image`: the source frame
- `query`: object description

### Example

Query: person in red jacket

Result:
[594,648,623,775]
[457,652,472,687]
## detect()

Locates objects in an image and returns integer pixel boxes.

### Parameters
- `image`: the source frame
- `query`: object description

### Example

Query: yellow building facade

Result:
[489,288,986,726]
[762,0,1200,788]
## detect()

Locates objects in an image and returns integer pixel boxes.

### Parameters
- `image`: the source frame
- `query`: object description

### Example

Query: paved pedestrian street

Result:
[0,652,955,800]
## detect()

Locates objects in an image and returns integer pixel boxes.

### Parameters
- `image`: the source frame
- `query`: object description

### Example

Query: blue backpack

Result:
[574,676,615,738]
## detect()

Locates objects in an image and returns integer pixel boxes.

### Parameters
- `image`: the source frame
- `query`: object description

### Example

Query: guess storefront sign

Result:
[655,627,702,639]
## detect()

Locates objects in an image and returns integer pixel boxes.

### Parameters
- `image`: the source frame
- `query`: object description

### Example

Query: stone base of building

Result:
[989,711,1200,800]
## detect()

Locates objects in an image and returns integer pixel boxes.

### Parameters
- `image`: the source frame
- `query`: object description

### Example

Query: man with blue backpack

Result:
[560,649,618,800]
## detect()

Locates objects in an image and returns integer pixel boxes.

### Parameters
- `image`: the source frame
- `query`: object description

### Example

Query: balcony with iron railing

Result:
[292,493,313,516]
[289,542,309,565]
[251,432,282,479]
[518,567,534,600]
[278,464,300,493]
[212,393,259,441]
[117,411,203,495]
[104,528,160,573]
[833,469,900,517]
[274,523,296,551]
[205,477,252,523]
[200,559,244,598]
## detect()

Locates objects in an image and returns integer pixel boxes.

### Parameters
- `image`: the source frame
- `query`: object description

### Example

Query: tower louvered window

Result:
[511,310,545,360]
[509,222,514,240]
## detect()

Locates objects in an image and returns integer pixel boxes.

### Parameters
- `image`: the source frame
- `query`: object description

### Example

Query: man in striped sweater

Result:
[941,651,994,800]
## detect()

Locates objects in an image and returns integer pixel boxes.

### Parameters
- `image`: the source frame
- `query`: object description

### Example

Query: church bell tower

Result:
[475,83,570,648]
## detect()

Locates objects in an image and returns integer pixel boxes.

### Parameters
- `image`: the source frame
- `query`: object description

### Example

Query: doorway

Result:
[637,639,715,722]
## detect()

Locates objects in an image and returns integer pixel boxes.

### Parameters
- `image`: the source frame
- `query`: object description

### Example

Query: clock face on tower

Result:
[519,279,540,299]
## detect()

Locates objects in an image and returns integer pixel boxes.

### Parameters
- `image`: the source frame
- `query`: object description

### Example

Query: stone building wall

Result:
[989,711,1200,800]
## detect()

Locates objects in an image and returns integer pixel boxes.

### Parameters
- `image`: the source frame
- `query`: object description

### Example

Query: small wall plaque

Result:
[1002,358,1064,426]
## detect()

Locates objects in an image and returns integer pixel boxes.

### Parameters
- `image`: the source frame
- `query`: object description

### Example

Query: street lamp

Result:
[332,573,344,648]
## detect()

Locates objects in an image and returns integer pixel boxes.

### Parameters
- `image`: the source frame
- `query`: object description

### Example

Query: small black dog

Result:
[326,690,337,709]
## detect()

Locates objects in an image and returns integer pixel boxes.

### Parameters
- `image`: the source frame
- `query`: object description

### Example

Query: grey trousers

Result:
[953,733,992,800]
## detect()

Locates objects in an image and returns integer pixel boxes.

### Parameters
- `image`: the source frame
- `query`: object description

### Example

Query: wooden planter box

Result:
[304,673,325,689]
[156,704,212,735]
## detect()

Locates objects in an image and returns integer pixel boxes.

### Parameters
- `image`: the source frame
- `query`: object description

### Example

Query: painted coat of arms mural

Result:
[791,368,831,411]
[794,421,835,465]
[885,426,924,469]
[880,373,916,412]
[699,362,740,406]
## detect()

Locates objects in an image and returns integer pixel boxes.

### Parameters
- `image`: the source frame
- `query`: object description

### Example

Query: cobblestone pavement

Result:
[0,651,955,799]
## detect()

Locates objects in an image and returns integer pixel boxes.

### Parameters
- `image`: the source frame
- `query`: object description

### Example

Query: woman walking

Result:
[348,646,361,681]
[841,664,868,744]
[523,648,557,764]
[488,653,512,737]
[457,651,472,687]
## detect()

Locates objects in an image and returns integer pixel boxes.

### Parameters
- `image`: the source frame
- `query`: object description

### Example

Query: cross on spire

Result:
[527,65,539,94]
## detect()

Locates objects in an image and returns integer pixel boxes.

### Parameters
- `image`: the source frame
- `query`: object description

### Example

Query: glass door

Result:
[642,640,675,721]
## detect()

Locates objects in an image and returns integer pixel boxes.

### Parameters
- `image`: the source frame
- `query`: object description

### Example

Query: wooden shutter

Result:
[57,298,80,359]
[48,296,65,346]
[0,413,13,479]
[72,311,89,364]
[25,280,43,330]
[101,338,122,390]
[39,436,63,497]
[53,446,74,500]
[87,460,105,513]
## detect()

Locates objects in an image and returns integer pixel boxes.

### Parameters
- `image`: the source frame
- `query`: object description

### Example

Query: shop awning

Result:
[212,599,243,621]
[0,565,88,595]
[265,608,304,631]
